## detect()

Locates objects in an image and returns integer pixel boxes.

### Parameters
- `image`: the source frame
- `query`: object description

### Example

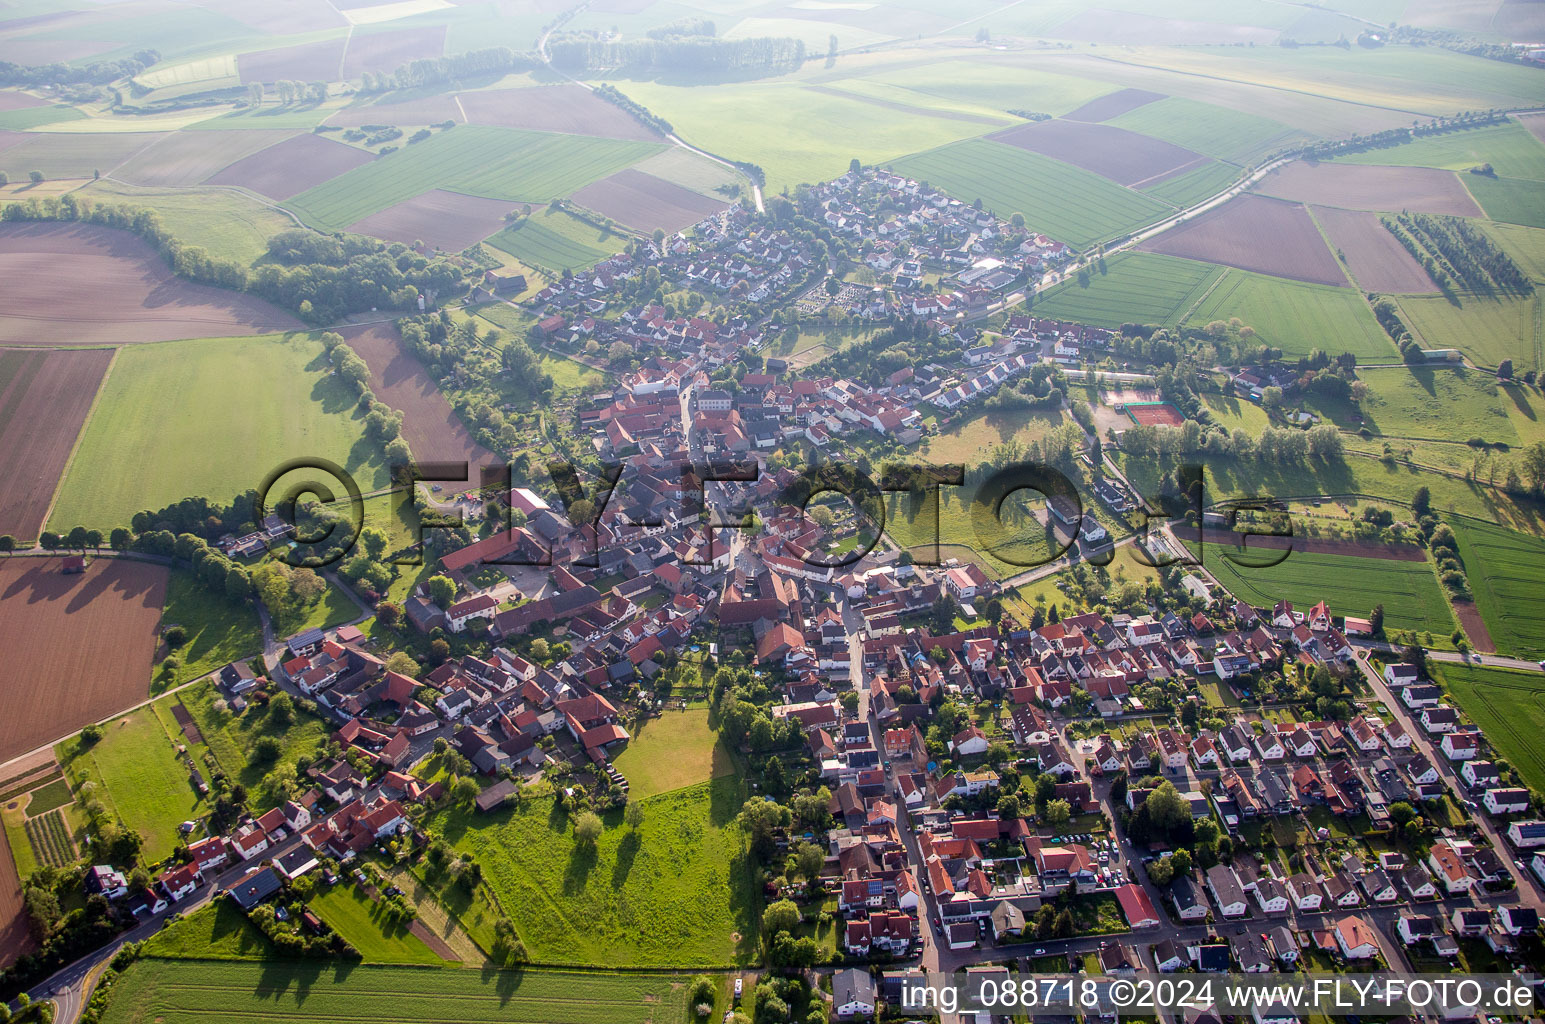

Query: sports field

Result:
[430,775,756,967]
[310,883,449,965]
[100,959,722,1024]
[612,709,732,801]
[48,333,391,533]
[1187,544,1455,638]
[485,208,627,274]
[1436,663,1545,794]
[1183,269,1395,359]
[1446,517,1545,658]
[285,127,661,231]
[888,139,1171,248]
[1397,291,1541,372]
[1029,252,1224,328]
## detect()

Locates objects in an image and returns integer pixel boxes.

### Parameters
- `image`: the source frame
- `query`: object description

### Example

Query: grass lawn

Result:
[2,805,36,880]
[612,709,733,801]
[140,900,276,960]
[1027,252,1225,329]
[286,127,660,230]
[920,406,1070,464]
[429,775,757,967]
[1181,269,1394,360]
[80,179,293,266]
[885,488,1055,580]
[1434,663,1545,792]
[157,570,264,690]
[267,578,359,637]
[538,351,606,390]
[1200,392,1272,433]
[99,958,725,1024]
[1446,517,1545,658]
[311,882,450,965]
[181,680,331,807]
[1005,544,1162,616]
[49,333,391,534]
[485,207,628,275]
[1184,542,1455,639]
[1353,365,1521,444]
[1396,291,1540,373]
[1108,96,1310,164]
[888,139,1171,248]
[25,778,73,815]
[56,699,208,863]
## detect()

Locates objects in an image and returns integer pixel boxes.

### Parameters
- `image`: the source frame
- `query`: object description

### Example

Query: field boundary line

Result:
[1304,203,1362,290]
[35,345,118,539]
[1177,265,1230,325]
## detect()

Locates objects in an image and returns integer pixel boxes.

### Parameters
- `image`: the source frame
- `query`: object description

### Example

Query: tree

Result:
[624,800,645,830]
[1412,486,1431,519]
[28,170,43,185]
[385,651,421,677]
[738,798,792,861]
[1043,798,1071,827]
[377,601,403,629]
[429,637,451,665]
[796,841,823,881]
[1170,846,1193,876]
[1262,385,1283,411]
[762,898,800,937]
[266,692,294,729]
[359,526,388,559]
[451,775,480,805]
[574,810,603,845]
[0,535,12,556]
[426,574,456,607]
[1368,603,1385,638]
[1499,358,1514,380]
[1402,641,1429,679]
[1146,856,1175,886]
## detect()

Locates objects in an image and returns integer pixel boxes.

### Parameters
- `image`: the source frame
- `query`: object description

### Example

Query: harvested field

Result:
[0,822,27,968]
[570,167,726,234]
[1063,88,1165,123]
[1453,600,1495,653]
[112,129,297,188]
[200,0,347,34]
[342,25,447,78]
[0,223,301,345]
[0,557,166,763]
[0,92,45,112]
[1138,194,1345,286]
[346,188,512,251]
[988,118,1206,187]
[0,132,166,180]
[457,84,658,141]
[327,94,465,127]
[1311,206,1438,294]
[0,348,113,541]
[1256,160,1482,216]
[236,38,349,85]
[205,131,375,199]
[339,323,496,468]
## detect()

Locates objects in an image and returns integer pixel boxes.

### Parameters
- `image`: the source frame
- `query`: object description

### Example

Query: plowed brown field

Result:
[1311,206,1438,294]
[0,347,113,540]
[570,168,727,233]
[345,188,512,252]
[1064,88,1165,123]
[1256,160,1483,216]
[989,117,1207,187]
[1137,194,1346,286]
[205,131,375,199]
[458,85,658,141]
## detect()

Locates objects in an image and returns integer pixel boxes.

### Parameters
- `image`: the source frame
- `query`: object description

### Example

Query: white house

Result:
[445,594,499,633]
[1484,788,1531,815]
[1334,916,1379,959]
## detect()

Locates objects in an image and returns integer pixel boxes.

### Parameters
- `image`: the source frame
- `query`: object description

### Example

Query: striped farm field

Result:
[286,126,662,231]
[1107,96,1311,164]
[485,208,628,274]
[887,139,1170,249]
[1446,517,1545,658]
[1435,663,1545,793]
[1182,269,1395,359]
[99,959,725,1024]
[1029,252,1224,328]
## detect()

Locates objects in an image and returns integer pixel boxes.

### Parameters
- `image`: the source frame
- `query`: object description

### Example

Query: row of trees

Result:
[1383,212,1531,298]
[0,49,159,88]
[1119,418,1345,463]
[547,34,805,74]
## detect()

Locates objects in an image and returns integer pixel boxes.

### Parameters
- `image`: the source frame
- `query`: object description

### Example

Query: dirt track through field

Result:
[0,347,113,540]
[1453,600,1496,653]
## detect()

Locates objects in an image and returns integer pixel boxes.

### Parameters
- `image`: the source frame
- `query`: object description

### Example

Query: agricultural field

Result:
[846,59,1117,123]
[100,959,722,1024]
[236,38,349,84]
[921,407,1072,464]
[341,25,448,80]
[56,695,205,863]
[1353,366,1520,445]
[1027,252,1224,329]
[430,775,757,967]
[1446,517,1545,658]
[0,223,300,346]
[285,126,661,231]
[0,131,166,180]
[0,557,166,765]
[1463,173,1545,230]
[485,207,628,274]
[1336,120,1545,182]
[1138,194,1346,286]
[112,129,298,188]
[49,332,391,533]
[1396,290,1541,371]
[310,883,450,965]
[988,118,1207,188]
[1182,268,1395,359]
[1106,95,1310,163]
[0,347,113,542]
[346,188,513,252]
[1310,206,1438,294]
[1256,161,1481,217]
[1140,159,1240,208]
[206,131,376,201]
[612,709,733,801]
[630,147,744,201]
[1436,663,1545,793]
[457,84,657,141]
[1064,88,1166,123]
[1484,221,1545,282]
[888,139,1171,249]
[181,679,332,805]
[140,901,275,961]
[570,167,727,234]
[80,179,295,266]
[1187,545,1456,638]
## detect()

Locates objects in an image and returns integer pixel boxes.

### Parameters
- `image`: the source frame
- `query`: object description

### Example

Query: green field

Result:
[1182,269,1394,359]
[430,775,756,967]
[1141,159,1241,208]
[611,709,732,801]
[1436,663,1545,793]
[1397,291,1541,371]
[854,60,1118,120]
[140,901,276,960]
[1186,544,1455,637]
[631,147,744,200]
[1200,392,1272,433]
[49,333,391,533]
[25,778,73,816]
[286,127,661,230]
[1447,517,1545,658]
[1109,96,1310,164]
[311,883,450,965]
[920,406,1071,464]
[1354,365,1520,444]
[538,351,606,390]
[0,105,86,131]
[888,139,1171,248]
[485,208,627,274]
[1482,221,1545,282]
[1337,121,1545,181]
[57,699,207,863]
[1464,173,1545,230]
[267,579,359,638]
[181,680,331,806]
[81,180,294,266]
[158,570,264,689]
[100,959,722,1024]
[1029,252,1224,328]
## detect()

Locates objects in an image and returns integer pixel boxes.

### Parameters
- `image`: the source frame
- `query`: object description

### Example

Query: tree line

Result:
[0,50,158,88]
[1383,212,1531,299]
[547,34,805,74]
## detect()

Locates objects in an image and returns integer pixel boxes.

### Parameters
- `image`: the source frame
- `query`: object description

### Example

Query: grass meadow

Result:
[612,709,733,801]
[1108,96,1309,163]
[1337,120,1545,181]
[920,406,1071,464]
[49,333,390,534]
[182,680,331,807]
[430,774,757,967]
[1183,269,1395,359]
[1353,366,1520,444]
[310,883,449,965]
[1447,517,1545,658]
[1436,663,1545,793]
[140,901,276,960]
[81,179,294,266]
[1397,291,1541,372]
[888,139,1171,248]
[158,570,264,689]
[100,959,725,1024]
[1028,252,1224,328]
[485,208,627,274]
[1466,174,1545,230]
